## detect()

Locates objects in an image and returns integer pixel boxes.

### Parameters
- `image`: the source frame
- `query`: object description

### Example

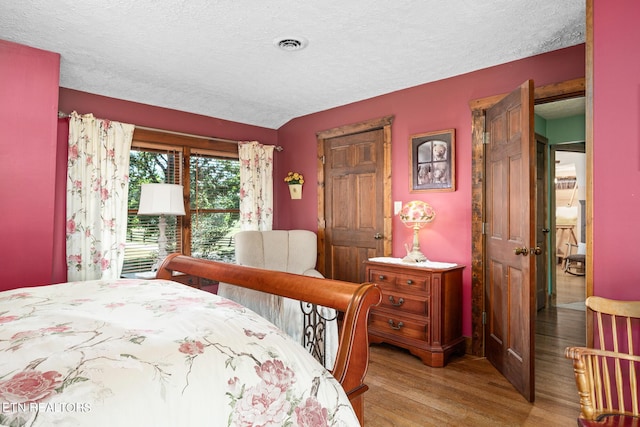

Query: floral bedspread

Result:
[0,279,359,427]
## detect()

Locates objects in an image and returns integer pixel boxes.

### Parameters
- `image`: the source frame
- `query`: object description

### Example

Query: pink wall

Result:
[58,88,278,145]
[592,0,640,299]
[0,40,60,290]
[276,45,585,336]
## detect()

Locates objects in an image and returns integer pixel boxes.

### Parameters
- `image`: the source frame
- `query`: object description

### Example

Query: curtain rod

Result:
[58,111,283,151]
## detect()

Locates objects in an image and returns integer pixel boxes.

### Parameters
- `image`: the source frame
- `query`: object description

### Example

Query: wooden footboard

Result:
[157,254,382,425]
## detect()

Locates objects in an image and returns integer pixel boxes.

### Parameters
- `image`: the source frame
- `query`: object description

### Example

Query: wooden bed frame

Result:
[157,254,382,424]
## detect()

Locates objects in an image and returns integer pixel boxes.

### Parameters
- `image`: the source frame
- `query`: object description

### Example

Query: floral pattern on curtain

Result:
[238,141,274,231]
[66,112,134,281]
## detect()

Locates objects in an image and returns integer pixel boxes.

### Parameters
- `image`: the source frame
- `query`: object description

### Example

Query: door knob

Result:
[542,228,550,233]
[514,247,529,256]
[530,246,542,255]
[374,233,383,240]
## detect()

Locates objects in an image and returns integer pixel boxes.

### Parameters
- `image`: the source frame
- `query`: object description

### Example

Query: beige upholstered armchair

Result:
[218,230,338,369]
[233,230,323,278]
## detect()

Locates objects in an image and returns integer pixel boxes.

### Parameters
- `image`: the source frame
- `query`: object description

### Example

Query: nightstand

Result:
[365,258,465,367]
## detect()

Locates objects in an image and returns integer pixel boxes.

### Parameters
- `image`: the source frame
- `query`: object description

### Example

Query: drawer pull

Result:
[388,319,404,330]
[388,296,404,307]
[405,279,414,285]
[378,274,386,280]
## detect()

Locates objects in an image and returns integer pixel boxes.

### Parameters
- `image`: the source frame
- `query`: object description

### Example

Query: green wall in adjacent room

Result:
[535,113,547,137]
[536,113,586,145]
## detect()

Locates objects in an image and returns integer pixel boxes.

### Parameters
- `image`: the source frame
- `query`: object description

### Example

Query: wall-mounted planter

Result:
[288,184,302,199]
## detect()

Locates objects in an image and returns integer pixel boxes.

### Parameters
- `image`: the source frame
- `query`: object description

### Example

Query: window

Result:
[190,152,240,263]
[122,129,239,274]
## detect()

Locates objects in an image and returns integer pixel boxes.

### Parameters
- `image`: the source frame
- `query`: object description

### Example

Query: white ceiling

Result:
[535,97,585,120]
[0,1,585,129]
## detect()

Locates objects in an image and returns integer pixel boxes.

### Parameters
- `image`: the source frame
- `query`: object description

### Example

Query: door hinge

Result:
[482,222,488,234]
[482,311,487,325]
[321,155,326,165]
[483,131,490,145]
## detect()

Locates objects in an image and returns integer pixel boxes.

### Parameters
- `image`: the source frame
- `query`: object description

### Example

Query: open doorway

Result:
[553,146,586,307]
[534,97,586,308]
[533,96,586,402]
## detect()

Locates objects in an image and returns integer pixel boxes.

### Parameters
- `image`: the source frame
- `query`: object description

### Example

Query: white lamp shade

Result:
[137,183,186,216]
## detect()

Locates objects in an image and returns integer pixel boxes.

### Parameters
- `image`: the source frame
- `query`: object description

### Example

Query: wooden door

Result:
[536,135,549,311]
[324,130,383,283]
[484,80,536,402]
[317,117,393,283]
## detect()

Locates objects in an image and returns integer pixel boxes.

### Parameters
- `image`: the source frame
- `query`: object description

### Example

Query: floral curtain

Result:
[238,141,274,231]
[66,112,134,281]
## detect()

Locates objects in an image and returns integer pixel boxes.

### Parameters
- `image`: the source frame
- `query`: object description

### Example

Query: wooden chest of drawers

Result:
[365,260,465,367]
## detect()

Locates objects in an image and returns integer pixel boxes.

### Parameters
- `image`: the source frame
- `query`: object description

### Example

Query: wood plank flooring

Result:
[363,267,585,426]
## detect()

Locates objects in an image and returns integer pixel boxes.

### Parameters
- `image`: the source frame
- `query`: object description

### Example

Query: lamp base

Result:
[402,231,428,263]
[151,214,169,272]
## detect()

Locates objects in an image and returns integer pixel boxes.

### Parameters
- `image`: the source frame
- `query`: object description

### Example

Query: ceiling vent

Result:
[274,37,308,51]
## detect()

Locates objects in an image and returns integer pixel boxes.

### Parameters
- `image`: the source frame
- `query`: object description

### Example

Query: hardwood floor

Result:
[363,267,585,426]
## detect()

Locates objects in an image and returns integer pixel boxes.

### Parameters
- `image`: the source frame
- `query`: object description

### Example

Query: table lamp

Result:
[137,183,186,270]
[399,200,435,262]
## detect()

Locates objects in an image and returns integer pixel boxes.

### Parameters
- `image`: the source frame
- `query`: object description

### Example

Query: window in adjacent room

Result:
[122,129,240,274]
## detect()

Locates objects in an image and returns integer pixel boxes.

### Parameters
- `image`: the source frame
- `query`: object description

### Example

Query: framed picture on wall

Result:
[409,129,456,192]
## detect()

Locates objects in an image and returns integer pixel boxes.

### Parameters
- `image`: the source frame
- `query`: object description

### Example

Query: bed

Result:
[0,255,381,426]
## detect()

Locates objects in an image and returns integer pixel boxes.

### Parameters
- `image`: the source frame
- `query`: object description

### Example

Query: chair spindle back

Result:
[565,296,640,422]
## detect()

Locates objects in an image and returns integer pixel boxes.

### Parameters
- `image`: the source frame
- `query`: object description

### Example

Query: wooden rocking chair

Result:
[565,296,640,426]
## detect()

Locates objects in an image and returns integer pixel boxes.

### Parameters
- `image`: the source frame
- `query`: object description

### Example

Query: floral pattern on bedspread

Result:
[0,280,359,427]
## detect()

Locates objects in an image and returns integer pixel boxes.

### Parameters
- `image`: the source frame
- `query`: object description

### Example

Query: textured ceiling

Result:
[0,1,585,129]
[535,97,585,120]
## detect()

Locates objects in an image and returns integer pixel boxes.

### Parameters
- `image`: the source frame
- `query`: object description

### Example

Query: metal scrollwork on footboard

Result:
[300,301,338,367]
